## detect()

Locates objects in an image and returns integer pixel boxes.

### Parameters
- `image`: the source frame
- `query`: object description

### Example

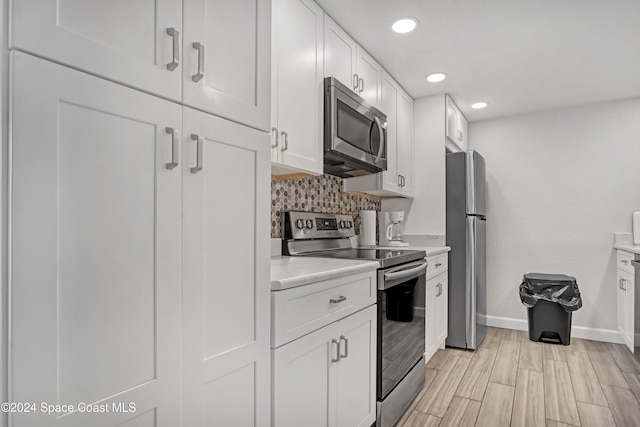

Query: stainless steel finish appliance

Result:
[282,211,426,427]
[324,77,387,178]
[446,151,487,350]
[633,255,640,363]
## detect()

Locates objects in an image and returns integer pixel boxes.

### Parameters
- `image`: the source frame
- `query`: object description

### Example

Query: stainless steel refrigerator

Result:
[445,151,487,349]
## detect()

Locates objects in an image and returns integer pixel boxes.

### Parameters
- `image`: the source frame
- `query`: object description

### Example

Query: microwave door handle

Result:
[373,116,386,164]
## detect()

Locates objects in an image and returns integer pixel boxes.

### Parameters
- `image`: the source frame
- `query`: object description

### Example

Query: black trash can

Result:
[386,282,416,322]
[519,273,582,345]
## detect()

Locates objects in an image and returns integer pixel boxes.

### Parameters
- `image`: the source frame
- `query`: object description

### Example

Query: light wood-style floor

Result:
[397,327,640,427]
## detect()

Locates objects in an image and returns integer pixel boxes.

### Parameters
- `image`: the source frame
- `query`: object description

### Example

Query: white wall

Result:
[469,97,640,333]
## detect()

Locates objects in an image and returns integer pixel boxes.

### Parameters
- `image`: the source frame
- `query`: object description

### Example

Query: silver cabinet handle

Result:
[339,335,348,359]
[190,134,203,174]
[401,175,405,187]
[353,73,359,90]
[457,130,463,141]
[621,260,628,265]
[620,279,626,291]
[166,28,180,71]
[165,127,178,170]
[331,339,340,363]
[359,77,364,93]
[330,295,346,304]
[192,42,205,82]
[435,263,442,268]
[281,131,288,151]
[271,127,279,149]
[436,283,443,297]
[398,175,402,186]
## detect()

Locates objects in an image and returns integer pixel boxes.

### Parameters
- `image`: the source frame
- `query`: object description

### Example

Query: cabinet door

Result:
[182,107,270,426]
[183,0,271,131]
[458,114,468,151]
[335,306,377,427]
[424,279,437,362]
[435,275,449,345]
[11,0,182,100]
[272,0,324,174]
[273,324,337,427]
[618,270,635,352]
[324,13,358,90]
[445,96,459,146]
[10,52,181,426]
[381,72,399,192]
[397,88,414,196]
[356,46,382,109]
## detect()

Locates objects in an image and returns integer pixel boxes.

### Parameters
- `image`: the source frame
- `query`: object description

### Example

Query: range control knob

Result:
[347,221,353,229]
[339,221,345,229]
[305,219,314,229]
[295,219,305,229]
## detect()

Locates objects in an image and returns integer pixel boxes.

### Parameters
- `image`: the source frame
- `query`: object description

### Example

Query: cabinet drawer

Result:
[617,250,635,274]
[426,254,448,280]
[271,270,376,348]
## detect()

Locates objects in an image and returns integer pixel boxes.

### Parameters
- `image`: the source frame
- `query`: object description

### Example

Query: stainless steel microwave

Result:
[323,77,387,178]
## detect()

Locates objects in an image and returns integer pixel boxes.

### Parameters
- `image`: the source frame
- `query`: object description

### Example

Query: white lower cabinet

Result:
[425,254,449,363]
[272,281,376,427]
[10,52,270,427]
[617,250,635,352]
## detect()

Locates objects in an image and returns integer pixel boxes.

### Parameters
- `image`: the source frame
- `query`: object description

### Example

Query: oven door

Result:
[326,80,387,171]
[377,259,427,400]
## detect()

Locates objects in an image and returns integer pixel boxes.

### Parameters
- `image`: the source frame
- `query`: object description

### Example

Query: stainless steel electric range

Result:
[282,211,427,427]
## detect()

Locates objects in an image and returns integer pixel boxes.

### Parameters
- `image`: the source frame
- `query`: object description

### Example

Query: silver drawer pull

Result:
[435,263,442,267]
[331,339,340,363]
[330,296,347,304]
[192,42,205,82]
[166,28,180,71]
[621,260,628,265]
[190,134,203,174]
[165,127,178,170]
[339,335,348,359]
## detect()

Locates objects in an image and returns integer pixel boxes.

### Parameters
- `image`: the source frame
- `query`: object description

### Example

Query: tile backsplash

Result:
[271,174,381,238]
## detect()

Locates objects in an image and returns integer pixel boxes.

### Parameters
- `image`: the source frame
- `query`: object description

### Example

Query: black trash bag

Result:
[519,273,582,312]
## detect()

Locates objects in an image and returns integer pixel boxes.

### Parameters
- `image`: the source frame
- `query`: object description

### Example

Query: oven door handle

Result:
[383,260,428,282]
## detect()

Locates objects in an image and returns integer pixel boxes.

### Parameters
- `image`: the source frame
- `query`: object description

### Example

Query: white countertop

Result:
[376,245,451,257]
[614,244,640,255]
[271,256,379,291]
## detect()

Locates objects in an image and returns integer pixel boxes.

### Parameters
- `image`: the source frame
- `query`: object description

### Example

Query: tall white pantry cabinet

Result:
[6,1,271,426]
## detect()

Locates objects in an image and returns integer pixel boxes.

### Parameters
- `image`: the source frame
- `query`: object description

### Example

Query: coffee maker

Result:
[380,211,409,247]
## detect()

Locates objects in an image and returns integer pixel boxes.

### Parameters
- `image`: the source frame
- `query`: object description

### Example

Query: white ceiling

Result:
[314,0,640,121]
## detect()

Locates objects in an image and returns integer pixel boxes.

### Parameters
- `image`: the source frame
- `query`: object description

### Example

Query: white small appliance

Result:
[383,211,409,247]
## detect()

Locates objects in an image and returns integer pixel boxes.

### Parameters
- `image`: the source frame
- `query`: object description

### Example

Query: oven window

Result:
[336,100,374,154]
[378,274,426,400]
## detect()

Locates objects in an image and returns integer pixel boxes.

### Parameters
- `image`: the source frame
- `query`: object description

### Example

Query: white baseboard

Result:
[478,314,623,344]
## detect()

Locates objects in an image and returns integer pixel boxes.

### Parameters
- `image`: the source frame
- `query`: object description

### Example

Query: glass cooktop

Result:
[301,248,426,268]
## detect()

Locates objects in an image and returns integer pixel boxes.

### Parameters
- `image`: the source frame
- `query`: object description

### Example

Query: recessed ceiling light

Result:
[471,102,489,109]
[392,18,418,34]
[425,72,447,83]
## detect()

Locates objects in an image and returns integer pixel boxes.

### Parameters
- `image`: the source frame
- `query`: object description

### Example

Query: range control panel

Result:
[284,211,356,240]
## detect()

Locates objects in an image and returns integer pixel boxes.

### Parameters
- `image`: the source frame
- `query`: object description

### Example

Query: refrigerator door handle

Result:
[466,216,477,349]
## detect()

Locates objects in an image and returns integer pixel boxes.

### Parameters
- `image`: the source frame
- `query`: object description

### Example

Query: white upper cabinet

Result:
[381,74,399,193]
[271,0,324,175]
[183,0,271,131]
[324,15,358,91]
[12,0,271,131]
[181,107,270,426]
[10,52,182,427]
[323,14,382,110]
[11,0,183,101]
[445,95,468,152]
[356,46,383,109]
[397,87,414,196]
